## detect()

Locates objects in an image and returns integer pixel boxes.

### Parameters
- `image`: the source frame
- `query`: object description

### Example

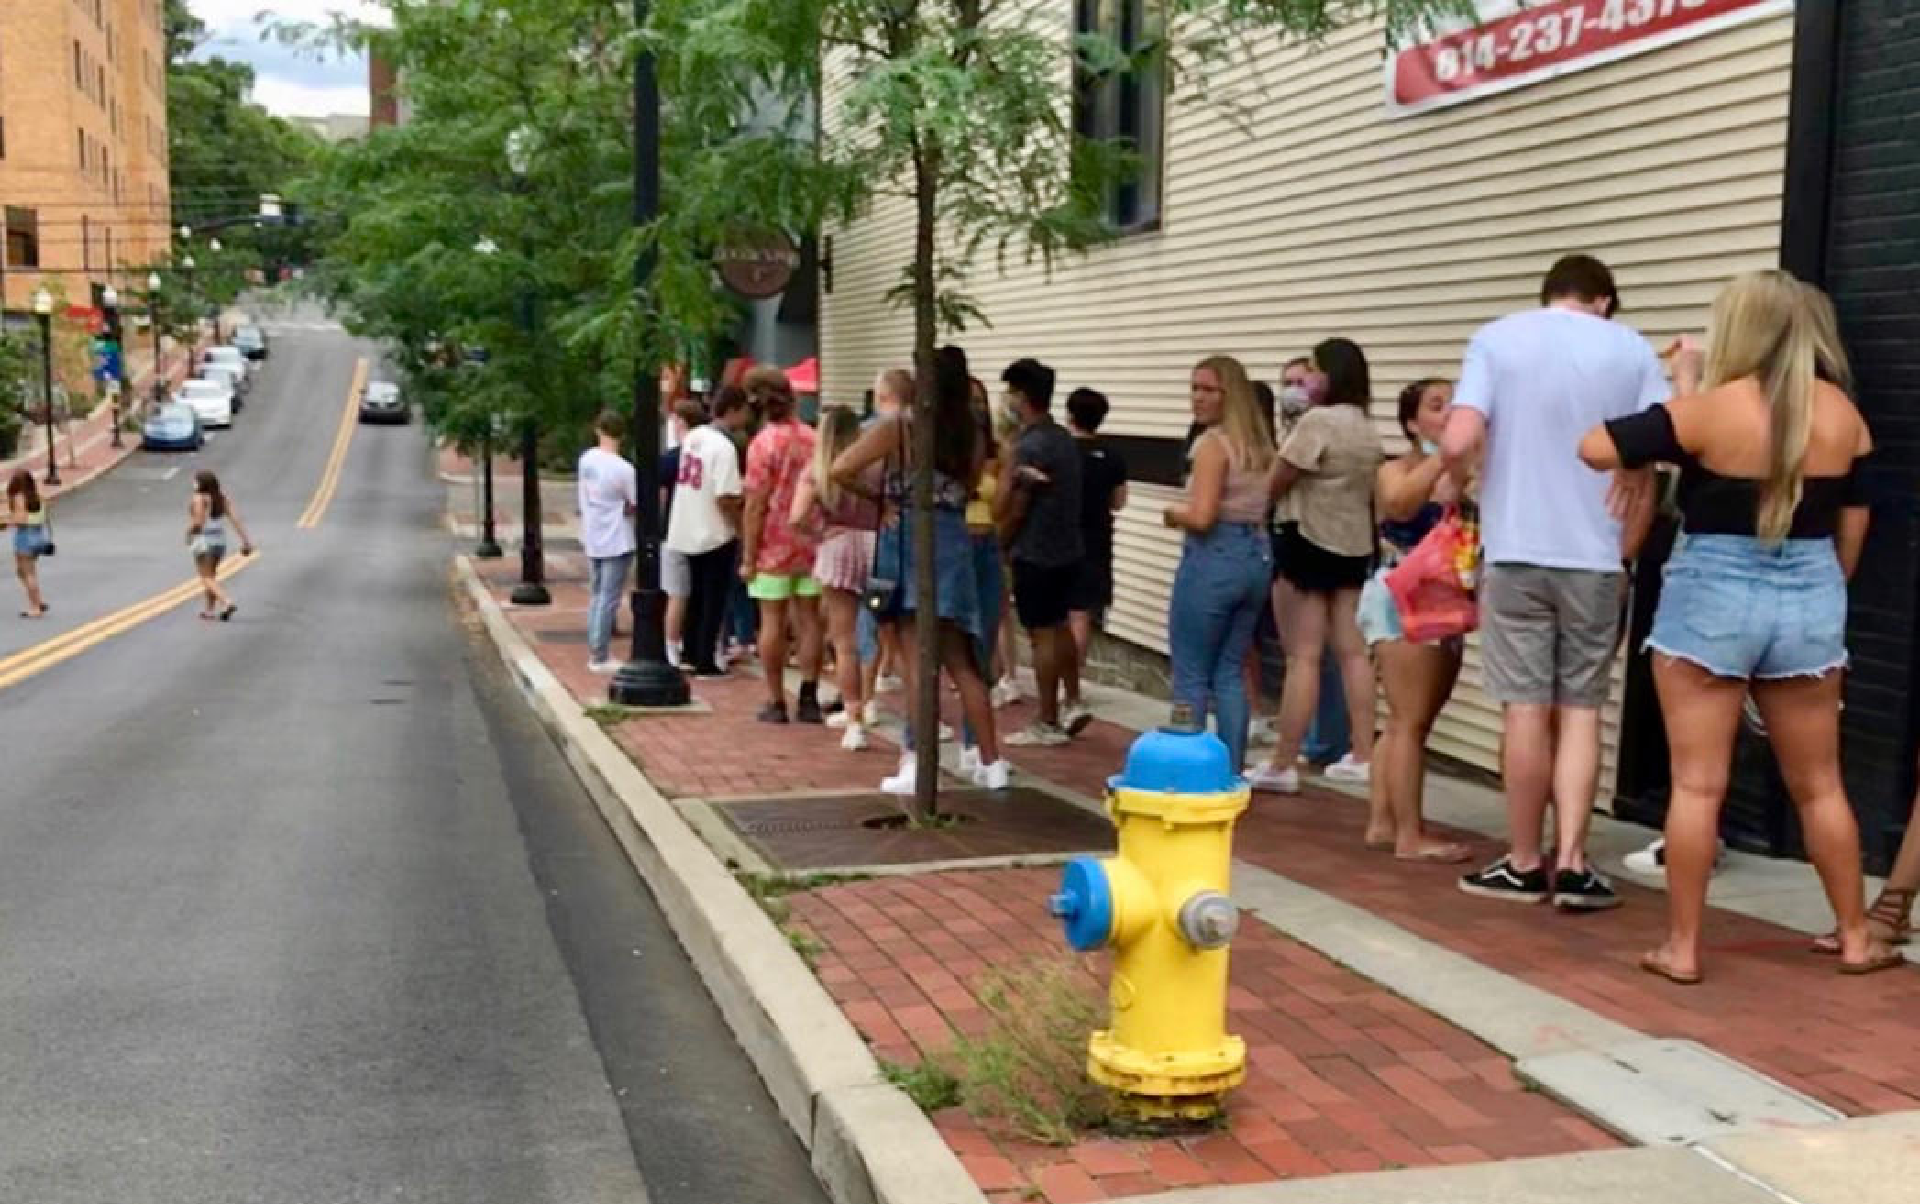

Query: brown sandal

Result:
[1838,945,1907,977]
[1812,888,1915,955]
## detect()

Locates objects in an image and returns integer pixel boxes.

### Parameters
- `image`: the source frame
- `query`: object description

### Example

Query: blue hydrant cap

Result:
[1050,857,1113,952]
[1109,703,1237,794]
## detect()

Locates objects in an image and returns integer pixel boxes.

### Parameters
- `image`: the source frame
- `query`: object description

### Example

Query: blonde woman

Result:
[1580,270,1898,983]
[1162,355,1276,772]
[792,405,878,750]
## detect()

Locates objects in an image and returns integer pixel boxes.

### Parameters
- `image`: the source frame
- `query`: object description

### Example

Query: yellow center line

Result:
[298,356,368,530]
[0,554,257,693]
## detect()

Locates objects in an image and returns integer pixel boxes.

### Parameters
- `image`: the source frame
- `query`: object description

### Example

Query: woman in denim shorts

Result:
[1580,270,1898,983]
[6,470,51,618]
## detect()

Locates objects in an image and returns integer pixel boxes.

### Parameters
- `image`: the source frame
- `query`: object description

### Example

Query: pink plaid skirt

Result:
[813,527,876,593]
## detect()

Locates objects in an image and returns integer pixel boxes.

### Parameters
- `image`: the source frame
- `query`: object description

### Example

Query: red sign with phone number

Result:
[1388,0,1789,116]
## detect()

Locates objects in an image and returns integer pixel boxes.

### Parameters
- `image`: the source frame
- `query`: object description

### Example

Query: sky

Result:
[188,1,387,119]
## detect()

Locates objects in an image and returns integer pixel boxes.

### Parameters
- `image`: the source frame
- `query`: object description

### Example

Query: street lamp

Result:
[147,271,164,405]
[102,284,125,449]
[506,126,549,607]
[468,242,503,561]
[609,0,689,707]
[206,239,222,334]
[180,254,197,347]
[31,287,59,486]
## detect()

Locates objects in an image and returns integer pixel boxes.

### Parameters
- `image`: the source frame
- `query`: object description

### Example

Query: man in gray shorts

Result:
[1441,255,1666,911]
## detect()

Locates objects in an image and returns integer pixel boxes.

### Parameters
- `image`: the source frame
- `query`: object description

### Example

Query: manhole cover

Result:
[714,788,1113,871]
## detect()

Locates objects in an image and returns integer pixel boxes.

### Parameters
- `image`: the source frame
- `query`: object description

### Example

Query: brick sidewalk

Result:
[2,345,193,500]
[472,563,1622,1201]
[790,870,1612,1203]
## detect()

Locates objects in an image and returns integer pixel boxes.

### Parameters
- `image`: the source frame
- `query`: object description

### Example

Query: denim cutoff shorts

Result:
[1647,533,1848,681]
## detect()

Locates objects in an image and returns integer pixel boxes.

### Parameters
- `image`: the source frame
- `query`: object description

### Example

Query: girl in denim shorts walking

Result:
[1580,270,1899,984]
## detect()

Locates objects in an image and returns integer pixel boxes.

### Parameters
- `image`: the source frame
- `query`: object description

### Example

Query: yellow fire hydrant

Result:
[1048,703,1249,1121]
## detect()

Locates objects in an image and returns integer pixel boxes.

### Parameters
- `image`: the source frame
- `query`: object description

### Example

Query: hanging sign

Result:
[1386,0,1791,117]
[715,228,801,301]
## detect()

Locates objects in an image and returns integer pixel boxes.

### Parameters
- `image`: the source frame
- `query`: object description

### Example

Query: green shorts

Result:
[748,572,822,602]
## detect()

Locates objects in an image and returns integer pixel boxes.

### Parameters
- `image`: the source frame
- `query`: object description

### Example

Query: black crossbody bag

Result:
[863,438,902,617]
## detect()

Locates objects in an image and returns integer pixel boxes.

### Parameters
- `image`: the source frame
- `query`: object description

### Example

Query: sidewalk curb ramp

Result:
[457,556,988,1204]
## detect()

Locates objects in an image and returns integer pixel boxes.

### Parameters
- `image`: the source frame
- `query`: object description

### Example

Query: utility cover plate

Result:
[714,788,1113,871]
[1517,1038,1842,1146]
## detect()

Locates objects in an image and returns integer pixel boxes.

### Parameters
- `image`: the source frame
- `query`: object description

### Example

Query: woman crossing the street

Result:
[6,470,51,619]
[187,470,254,621]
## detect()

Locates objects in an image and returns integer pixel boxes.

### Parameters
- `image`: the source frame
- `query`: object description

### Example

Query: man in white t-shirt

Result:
[668,386,751,676]
[578,410,639,674]
[1441,254,1667,912]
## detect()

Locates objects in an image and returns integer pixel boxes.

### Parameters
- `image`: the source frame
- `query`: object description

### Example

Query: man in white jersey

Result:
[1441,255,1665,911]
[668,386,751,677]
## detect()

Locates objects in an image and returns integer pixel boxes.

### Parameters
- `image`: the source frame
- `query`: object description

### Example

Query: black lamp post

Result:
[147,271,164,406]
[102,284,124,449]
[609,0,688,708]
[180,253,197,350]
[31,287,59,486]
[504,129,549,607]
[476,419,503,558]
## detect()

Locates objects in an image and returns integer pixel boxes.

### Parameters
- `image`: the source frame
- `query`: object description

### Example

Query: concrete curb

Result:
[455,556,987,1204]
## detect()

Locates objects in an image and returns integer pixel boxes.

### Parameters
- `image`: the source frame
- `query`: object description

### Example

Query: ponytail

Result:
[1756,308,1816,544]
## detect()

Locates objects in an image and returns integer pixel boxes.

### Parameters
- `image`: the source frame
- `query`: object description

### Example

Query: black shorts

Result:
[1065,556,1112,619]
[1012,559,1077,630]
[1275,523,1371,593]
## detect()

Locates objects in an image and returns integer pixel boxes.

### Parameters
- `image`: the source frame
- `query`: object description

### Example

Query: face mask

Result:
[1003,401,1023,426]
[1278,385,1311,417]
[1303,372,1330,406]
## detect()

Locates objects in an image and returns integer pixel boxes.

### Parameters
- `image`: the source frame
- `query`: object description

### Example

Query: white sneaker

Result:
[973,759,1012,790]
[588,659,619,675]
[1006,721,1070,747]
[876,673,905,693]
[1246,764,1300,794]
[1623,837,1726,876]
[1061,702,1095,736]
[1323,755,1371,785]
[826,710,850,729]
[957,746,983,775]
[840,724,870,752]
[862,699,884,727]
[665,640,682,667]
[990,677,1022,708]
[938,722,955,742]
[1248,717,1277,747]
[881,755,917,795]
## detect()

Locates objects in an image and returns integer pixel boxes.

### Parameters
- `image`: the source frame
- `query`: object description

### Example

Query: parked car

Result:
[141,402,205,451]
[196,362,248,410]
[200,345,254,384]
[233,325,269,361]
[357,380,409,425]
[174,378,235,429]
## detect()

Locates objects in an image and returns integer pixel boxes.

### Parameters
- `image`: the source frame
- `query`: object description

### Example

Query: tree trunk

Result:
[910,143,942,821]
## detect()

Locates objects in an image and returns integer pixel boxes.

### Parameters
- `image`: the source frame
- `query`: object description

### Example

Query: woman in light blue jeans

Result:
[1164,355,1276,773]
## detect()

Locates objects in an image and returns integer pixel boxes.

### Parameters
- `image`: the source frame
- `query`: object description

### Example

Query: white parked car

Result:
[195,362,247,409]
[174,378,235,429]
[201,345,254,383]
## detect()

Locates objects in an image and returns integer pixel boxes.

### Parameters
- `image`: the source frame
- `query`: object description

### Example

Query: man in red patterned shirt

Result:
[739,367,826,723]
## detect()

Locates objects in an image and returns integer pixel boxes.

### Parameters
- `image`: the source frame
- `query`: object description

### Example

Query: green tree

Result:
[669,0,1471,814]
[0,331,31,458]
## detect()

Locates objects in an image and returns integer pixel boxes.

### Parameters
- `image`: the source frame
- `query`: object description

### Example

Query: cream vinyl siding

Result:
[820,12,1791,783]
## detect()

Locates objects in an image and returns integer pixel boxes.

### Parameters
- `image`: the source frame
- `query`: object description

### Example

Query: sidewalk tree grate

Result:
[714,788,1114,871]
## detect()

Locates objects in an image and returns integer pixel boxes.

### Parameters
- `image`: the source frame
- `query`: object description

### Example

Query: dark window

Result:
[5,206,40,268]
[1072,0,1166,233]
[0,116,7,161]
[82,215,91,270]
[75,40,84,87]
[78,127,87,169]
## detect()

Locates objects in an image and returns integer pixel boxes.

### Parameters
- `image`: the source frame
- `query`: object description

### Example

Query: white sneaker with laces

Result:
[876,673,904,694]
[862,699,884,727]
[957,746,983,775]
[588,659,619,675]
[1006,721,1070,747]
[840,724,870,752]
[880,755,917,796]
[1246,763,1300,794]
[990,677,1022,708]
[937,722,955,742]
[1323,754,1370,784]
[1061,702,1094,736]
[1248,718,1277,747]
[973,759,1012,790]
[826,710,850,729]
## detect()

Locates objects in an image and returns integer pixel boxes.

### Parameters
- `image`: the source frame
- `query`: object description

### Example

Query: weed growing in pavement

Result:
[584,703,643,726]
[880,1057,962,1112]
[784,927,826,969]
[946,956,1115,1146]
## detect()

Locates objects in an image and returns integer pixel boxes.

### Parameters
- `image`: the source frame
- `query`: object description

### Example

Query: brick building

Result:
[0,0,172,329]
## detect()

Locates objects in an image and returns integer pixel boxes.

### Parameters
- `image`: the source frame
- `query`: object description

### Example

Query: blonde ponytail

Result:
[1703,271,1824,545]
[1756,320,1815,543]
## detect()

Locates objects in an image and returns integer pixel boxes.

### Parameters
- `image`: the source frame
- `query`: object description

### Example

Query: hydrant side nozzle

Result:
[1053,857,1116,952]
[1177,890,1240,951]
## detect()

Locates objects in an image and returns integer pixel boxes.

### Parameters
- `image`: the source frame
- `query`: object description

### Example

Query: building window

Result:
[82,215,92,271]
[78,127,87,170]
[5,206,39,268]
[0,116,7,161]
[1072,0,1166,233]
[74,39,84,88]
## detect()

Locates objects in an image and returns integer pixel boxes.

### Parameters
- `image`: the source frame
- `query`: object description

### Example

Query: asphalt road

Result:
[0,314,825,1204]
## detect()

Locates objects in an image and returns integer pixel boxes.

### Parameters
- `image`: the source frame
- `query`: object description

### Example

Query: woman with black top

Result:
[1580,270,1899,982]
